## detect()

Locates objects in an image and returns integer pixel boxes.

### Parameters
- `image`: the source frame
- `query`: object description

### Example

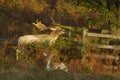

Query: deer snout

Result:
[61,29,65,34]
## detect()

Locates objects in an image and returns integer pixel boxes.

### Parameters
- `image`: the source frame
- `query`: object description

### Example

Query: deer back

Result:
[18,34,50,47]
[18,26,64,47]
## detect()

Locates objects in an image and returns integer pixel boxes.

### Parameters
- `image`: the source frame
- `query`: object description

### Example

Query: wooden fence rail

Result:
[87,32,120,39]
[83,29,120,50]
[82,29,120,61]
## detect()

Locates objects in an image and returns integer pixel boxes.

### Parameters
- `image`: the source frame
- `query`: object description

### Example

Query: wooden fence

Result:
[82,29,120,60]
[83,29,120,49]
[81,29,120,69]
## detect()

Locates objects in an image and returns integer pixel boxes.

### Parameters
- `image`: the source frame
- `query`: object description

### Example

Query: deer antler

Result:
[32,20,49,31]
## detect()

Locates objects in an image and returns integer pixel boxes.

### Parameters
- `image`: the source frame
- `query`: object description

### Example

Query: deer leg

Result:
[16,48,22,61]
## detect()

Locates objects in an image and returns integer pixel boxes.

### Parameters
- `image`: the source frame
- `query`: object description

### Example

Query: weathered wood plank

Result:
[83,30,120,49]
[86,53,119,60]
[96,45,120,50]
[87,32,120,39]
[103,65,117,70]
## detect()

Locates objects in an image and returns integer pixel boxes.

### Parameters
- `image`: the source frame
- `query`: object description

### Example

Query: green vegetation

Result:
[0,0,119,37]
[0,57,120,80]
[0,0,120,80]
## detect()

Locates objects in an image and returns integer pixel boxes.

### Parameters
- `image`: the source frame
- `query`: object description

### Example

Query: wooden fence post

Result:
[82,28,88,55]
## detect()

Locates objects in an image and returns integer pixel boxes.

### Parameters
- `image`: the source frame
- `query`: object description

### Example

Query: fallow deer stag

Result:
[18,26,64,47]
[16,26,65,60]
[32,20,49,31]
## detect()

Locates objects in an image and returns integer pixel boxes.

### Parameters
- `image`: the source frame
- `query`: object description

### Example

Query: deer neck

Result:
[49,31,59,40]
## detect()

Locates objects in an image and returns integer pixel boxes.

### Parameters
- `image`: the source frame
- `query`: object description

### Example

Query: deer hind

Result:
[44,53,68,72]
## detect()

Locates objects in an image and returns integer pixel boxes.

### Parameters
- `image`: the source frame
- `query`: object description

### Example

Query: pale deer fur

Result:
[43,53,68,72]
[52,62,68,72]
[18,27,64,47]
[32,20,49,31]
[16,26,64,61]
[45,53,54,70]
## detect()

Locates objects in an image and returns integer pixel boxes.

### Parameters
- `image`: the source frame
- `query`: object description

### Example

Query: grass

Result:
[0,57,120,80]
[0,37,120,80]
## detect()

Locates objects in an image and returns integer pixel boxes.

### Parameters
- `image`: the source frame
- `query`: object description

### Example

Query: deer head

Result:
[49,26,65,45]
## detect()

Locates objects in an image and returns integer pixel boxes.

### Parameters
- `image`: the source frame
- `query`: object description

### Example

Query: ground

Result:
[0,57,120,80]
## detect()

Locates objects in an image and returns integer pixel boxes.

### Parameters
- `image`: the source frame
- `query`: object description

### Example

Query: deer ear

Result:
[39,20,41,23]
[50,26,62,31]
[36,19,39,23]
[50,27,57,31]
[43,52,48,56]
